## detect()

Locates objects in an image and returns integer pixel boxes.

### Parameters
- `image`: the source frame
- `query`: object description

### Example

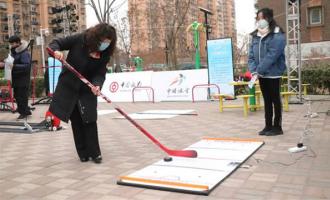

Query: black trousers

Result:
[13,86,31,115]
[70,105,101,159]
[259,78,282,127]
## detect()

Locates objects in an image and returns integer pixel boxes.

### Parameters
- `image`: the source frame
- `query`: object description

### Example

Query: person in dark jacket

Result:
[48,23,117,163]
[9,35,32,120]
[248,8,286,136]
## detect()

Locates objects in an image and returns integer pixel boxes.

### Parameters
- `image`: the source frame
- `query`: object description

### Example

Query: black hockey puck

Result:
[163,156,173,162]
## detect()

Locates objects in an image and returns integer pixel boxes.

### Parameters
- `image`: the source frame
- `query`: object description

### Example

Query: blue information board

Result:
[47,57,62,94]
[207,38,234,96]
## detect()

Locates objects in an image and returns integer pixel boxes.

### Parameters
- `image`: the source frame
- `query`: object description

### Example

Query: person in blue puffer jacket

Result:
[9,35,32,120]
[248,8,286,136]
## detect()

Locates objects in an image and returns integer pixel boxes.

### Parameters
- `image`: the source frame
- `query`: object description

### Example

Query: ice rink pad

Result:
[114,109,196,120]
[118,138,264,195]
[97,109,117,116]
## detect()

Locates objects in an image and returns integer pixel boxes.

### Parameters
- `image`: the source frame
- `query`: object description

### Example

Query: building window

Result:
[308,6,323,26]
[0,2,7,10]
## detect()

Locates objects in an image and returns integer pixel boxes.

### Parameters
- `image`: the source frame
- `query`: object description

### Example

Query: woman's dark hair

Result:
[85,23,117,56]
[251,8,284,35]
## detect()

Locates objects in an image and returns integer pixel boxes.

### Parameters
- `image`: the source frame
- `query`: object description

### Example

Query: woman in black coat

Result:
[48,23,117,163]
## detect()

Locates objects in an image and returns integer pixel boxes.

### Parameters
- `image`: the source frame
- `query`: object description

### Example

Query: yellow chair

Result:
[281,92,295,111]
[212,94,235,112]
[281,84,288,92]
[302,84,311,96]
[254,91,262,110]
[237,95,254,117]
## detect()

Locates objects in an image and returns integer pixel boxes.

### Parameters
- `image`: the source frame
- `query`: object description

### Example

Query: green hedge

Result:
[30,78,45,98]
[0,78,45,98]
[302,64,330,95]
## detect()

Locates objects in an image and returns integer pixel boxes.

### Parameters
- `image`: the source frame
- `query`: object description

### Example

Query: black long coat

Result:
[48,33,110,123]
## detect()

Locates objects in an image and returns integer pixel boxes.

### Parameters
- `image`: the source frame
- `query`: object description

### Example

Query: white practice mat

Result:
[114,109,196,120]
[137,109,196,115]
[117,138,264,195]
[97,109,117,116]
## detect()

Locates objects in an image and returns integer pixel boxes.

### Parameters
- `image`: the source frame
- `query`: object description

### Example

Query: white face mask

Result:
[257,19,269,30]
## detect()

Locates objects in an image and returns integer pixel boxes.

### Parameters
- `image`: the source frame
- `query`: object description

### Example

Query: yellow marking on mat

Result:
[120,176,209,190]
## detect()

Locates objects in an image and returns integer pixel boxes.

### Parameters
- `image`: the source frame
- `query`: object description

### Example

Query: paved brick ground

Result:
[0,96,329,199]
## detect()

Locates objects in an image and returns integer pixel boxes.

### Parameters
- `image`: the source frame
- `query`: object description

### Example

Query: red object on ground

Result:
[0,80,15,111]
[45,110,61,130]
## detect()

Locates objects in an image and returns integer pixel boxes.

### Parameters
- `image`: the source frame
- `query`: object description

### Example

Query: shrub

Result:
[30,78,45,98]
[302,63,330,95]
[0,78,46,98]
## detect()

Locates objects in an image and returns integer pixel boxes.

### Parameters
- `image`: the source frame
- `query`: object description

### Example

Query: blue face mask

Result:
[98,42,110,51]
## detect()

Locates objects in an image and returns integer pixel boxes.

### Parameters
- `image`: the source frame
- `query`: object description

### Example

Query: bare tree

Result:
[86,0,130,72]
[234,33,250,73]
[128,0,140,56]
[86,0,119,23]
[128,0,192,69]
[161,0,192,70]
[113,12,131,66]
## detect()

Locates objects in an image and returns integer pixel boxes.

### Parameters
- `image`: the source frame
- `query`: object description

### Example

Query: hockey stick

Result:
[46,48,197,158]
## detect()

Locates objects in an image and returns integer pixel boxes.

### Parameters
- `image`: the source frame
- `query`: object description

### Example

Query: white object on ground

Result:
[97,109,117,116]
[23,121,34,133]
[288,146,307,153]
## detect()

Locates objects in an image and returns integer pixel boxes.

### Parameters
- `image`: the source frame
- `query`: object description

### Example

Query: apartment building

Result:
[257,0,330,58]
[0,0,86,66]
[128,0,237,68]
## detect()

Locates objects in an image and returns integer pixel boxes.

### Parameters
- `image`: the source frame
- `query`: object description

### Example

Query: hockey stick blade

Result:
[114,107,197,158]
[46,48,198,158]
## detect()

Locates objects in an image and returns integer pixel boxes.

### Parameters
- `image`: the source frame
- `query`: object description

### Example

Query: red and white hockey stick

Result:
[46,48,197,158]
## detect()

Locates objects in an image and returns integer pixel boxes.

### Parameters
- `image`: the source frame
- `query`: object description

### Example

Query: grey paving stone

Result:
[0,96,329,199]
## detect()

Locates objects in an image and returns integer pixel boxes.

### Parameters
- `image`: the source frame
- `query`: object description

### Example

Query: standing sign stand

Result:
[32,57,62,105]
[47,57,62,95]
[207,38,234,96]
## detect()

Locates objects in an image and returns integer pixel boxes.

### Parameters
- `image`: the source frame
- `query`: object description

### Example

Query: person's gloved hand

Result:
[248,74,258,88]
[54,51,64,60]
[91,86,101,96]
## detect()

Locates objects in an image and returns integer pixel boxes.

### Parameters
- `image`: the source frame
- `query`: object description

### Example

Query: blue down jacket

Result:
[11,40,31,87]
[248,27,286,77]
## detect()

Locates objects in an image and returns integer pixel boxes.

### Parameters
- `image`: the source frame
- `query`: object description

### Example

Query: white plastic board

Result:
[118,138,264,195]
[114,113,177,120]
[97,109,117,116]
[136,109,196,115]
[114,109,196,120]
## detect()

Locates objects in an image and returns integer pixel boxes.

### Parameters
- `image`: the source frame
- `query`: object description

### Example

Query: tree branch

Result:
[88,0,102,23]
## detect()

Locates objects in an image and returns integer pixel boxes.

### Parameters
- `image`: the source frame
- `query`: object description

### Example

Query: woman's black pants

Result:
[70,105,101,159]
[259,78,282,128]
